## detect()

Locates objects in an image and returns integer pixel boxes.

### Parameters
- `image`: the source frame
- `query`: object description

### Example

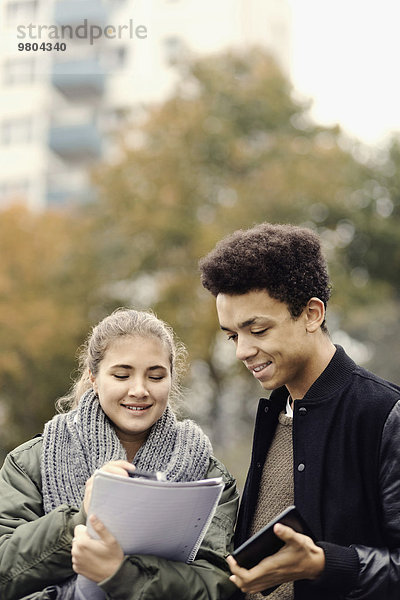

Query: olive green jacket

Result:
[0,437,239,600]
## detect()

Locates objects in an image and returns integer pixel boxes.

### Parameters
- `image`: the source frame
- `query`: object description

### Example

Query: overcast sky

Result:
[288,0,400,147]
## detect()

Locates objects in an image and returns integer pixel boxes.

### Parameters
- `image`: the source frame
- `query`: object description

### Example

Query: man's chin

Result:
[259,380,277,391]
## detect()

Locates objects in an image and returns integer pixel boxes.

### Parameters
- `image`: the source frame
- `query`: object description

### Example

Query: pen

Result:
[128,469,166,481]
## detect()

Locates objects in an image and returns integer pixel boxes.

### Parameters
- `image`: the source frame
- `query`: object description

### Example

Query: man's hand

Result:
[71,515,124,582]
[226,523,325,594]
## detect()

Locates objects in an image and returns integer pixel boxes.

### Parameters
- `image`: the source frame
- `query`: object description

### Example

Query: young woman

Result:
[0,309,238,600]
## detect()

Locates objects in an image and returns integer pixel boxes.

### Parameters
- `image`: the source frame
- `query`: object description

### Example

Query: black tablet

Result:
[231,505,314,569]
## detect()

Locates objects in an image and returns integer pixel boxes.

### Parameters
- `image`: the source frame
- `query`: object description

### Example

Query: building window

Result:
[0,179,30,204]
[6,0,38,22]
[108,0,128,7]
[102,46,127,70]
[0,117,33,145]
[163,36,184,65]
[3,58,35,85]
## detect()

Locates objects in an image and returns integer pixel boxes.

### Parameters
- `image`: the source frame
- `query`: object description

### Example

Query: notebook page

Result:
[87,471,224,562]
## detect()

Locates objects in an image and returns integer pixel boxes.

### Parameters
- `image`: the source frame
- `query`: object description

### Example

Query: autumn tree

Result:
[328,134,400,382]
[2,49,399,482]
[88,48,399,474]
[0,205,101,452]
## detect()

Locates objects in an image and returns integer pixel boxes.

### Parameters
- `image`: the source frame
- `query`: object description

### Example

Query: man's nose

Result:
[235,336,257,362]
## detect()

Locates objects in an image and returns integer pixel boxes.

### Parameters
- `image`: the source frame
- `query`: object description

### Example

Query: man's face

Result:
[216,290,316,399]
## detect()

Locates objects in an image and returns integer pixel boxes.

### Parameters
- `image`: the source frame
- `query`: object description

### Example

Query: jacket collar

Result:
[303,344,356,400]
[268,345,357,405]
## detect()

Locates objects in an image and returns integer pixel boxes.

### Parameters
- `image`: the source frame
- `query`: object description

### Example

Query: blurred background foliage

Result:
[1,49,399,484]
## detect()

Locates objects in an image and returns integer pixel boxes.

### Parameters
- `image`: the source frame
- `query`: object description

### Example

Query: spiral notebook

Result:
[75,471,224,599]
[86,469,224,562]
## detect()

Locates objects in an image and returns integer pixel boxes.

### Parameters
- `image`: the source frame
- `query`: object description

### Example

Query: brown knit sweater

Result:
[247,411,294,600]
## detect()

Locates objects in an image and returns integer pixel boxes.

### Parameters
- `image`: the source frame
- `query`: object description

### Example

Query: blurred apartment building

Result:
[0,0,291,210]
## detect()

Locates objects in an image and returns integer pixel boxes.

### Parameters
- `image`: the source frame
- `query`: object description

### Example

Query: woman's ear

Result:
[89,370,97,393]
[305,297,326,333]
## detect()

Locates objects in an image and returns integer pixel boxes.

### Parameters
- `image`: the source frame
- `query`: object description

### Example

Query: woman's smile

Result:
[91,335,171,442]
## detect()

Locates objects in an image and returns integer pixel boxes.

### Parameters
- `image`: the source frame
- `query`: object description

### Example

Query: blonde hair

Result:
[56,308,187,413]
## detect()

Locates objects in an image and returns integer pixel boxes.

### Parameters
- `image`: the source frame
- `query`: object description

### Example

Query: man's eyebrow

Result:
[220,317,264,331]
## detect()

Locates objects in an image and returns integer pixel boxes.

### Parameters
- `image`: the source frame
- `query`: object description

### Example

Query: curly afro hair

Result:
[199,223,331,327]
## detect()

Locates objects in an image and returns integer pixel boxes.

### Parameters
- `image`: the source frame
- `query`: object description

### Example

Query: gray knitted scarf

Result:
[41,389,212,598]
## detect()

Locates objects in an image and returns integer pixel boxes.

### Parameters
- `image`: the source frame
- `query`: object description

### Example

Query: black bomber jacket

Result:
[235,345,400,600]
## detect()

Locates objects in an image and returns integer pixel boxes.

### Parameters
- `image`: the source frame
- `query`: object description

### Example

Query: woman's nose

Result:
[128,379,149,398]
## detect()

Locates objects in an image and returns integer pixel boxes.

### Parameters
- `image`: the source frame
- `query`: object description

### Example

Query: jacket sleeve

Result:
[0,438,86,600]
[316,400,400,599]
[98,456,239,600]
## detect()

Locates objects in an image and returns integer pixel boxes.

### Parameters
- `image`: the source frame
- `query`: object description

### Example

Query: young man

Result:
[199,223,400,600]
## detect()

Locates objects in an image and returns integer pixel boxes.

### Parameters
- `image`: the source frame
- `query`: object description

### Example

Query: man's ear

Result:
[305,297,326,333]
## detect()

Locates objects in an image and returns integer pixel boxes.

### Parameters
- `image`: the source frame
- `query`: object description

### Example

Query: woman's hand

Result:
[83,460,136,514]
[72,515,124,582]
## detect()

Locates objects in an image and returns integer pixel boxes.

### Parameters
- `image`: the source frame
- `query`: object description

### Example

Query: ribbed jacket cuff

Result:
[315,541,359,594]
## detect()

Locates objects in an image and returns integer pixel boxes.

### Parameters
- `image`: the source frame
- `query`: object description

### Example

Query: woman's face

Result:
[90,335,172,445]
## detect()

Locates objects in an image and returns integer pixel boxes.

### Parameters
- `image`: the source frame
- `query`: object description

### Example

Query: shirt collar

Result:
[285,395,293,418]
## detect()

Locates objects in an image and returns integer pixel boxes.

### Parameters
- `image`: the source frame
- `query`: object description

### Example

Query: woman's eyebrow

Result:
[110,364,168,371]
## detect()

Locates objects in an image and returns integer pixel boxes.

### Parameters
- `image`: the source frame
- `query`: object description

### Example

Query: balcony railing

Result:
[46,186,96,206]
[54,0,108,26]
[52,60,105,98]
[49,122,102,160]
